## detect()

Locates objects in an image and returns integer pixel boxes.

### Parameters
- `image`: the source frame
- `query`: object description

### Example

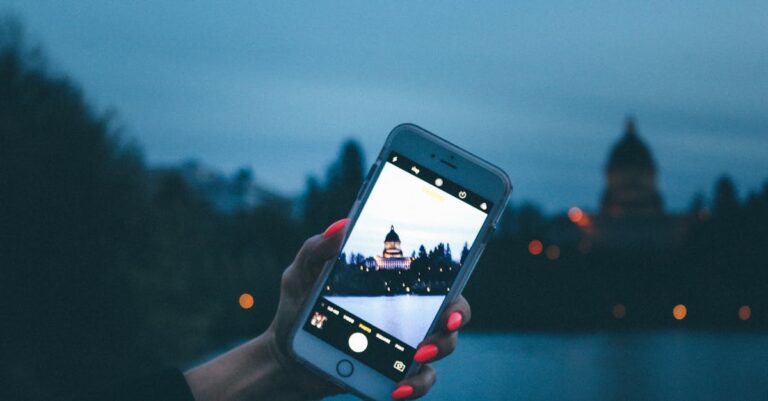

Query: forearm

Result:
[184,331,308,401]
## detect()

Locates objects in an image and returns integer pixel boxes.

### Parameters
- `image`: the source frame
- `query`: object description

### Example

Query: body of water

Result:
[328,331,768,400]
[325,295,445,348]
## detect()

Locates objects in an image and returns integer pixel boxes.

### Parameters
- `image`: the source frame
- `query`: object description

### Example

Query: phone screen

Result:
[303,151,491,380]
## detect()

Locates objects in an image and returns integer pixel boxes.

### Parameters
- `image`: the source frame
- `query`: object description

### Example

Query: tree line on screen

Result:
[1,18,767,400]
[326,243,469,296]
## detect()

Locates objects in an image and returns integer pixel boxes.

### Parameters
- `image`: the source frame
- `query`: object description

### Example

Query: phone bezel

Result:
[288,123,512,400]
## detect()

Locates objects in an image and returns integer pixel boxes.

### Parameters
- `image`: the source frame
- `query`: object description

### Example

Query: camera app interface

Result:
[303,152,490,381]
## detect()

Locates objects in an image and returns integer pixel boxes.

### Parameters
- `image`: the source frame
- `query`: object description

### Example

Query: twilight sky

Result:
[3,1,766,212]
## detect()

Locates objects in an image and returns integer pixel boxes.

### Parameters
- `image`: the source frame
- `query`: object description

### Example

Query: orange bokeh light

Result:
[528,240,543,255]
[568,207,584,223]
[612,304,626,319]
[545,245,560,260]
[239,293,254,310]
[673,304,687,320]
[739,305,751,321]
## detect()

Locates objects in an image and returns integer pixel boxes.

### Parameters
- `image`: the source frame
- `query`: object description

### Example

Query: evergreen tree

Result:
[231,167,253,207]
[303,175,325,232]
[418,245,428,259]
[688,192,706,216]
[1,19,154,396]
[302,140,365,231]
[460,242,470,264]
[713,175,739,217]
[325,140,365,222]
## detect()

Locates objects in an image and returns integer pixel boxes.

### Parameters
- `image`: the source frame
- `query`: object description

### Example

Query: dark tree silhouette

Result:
[0,18,304,399]
[302,139,366,232]
[688,192,706,217]
[1,17,152,398]
[713,175,739,218]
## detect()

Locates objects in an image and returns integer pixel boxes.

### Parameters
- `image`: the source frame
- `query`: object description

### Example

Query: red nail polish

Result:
[413,344,439,363]
[391,384,414,399]
[447,311,463,331]
[323,218,350,238]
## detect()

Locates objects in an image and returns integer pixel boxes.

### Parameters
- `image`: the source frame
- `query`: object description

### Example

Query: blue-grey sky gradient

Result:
[3,1,767,212]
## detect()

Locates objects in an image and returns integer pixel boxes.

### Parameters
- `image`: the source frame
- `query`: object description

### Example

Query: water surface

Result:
[328,331,768,400]
[325,295,444,348]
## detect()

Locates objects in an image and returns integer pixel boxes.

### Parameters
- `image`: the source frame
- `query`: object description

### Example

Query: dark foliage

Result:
[0,21,308,400]
[465,176,768,331]
[302,140,365,234]
[326,243,462,296]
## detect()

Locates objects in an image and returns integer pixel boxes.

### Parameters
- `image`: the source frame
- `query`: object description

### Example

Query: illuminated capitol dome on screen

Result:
[373,226,413,270]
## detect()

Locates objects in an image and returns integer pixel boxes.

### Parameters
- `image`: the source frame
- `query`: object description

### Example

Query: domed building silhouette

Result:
[601,118,664,218]
[577,118,689,250]
[373,225,414,270]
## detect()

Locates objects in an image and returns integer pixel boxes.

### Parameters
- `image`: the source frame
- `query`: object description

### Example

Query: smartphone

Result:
[289,124,511,400]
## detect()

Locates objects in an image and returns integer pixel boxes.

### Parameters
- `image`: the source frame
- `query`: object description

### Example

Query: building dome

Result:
[385,225,401,243]
[606,118,656,173]
[375,225,411,269]
[600,118,663,218]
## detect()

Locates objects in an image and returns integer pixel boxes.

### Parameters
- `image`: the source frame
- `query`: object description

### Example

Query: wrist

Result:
[185,331,308,401]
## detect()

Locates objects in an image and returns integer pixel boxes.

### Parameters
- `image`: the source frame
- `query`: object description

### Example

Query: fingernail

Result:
[447,311,463,331]
[413,344,439,363]
[391,384,414,399]
[323,218,350,238]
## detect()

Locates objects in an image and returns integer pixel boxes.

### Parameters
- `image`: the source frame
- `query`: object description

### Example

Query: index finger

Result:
[440,295,471,332]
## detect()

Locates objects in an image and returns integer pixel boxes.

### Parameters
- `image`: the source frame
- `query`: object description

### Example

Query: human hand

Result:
[186,218,471,401]
[268,218,472,400]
